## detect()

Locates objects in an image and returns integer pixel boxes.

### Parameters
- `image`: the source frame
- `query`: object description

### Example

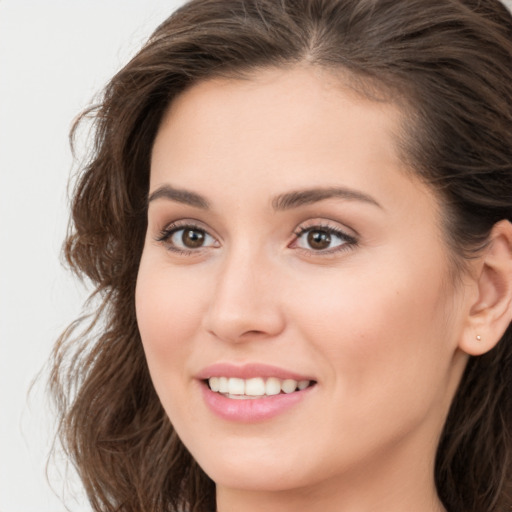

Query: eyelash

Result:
[292,223,358,255]
[156,221,358,256]
[156,221,217,256]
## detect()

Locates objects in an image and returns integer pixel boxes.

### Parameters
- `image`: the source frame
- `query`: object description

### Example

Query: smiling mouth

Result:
[206,376,316,399]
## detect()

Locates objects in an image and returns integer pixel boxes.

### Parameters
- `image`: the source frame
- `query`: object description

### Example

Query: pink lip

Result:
[196,362,314,381]
[199,382,315,423]
[196,363,316,423]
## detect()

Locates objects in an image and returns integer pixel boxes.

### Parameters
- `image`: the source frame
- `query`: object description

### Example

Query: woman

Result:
[50,1,512,511]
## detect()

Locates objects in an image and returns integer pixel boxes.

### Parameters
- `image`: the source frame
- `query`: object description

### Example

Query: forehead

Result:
[150,66,409,191]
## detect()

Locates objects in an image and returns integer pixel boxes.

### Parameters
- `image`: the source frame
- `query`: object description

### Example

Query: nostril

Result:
[241,329,266,337]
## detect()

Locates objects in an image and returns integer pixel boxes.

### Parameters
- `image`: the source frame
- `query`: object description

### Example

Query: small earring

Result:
[476,335,482,341]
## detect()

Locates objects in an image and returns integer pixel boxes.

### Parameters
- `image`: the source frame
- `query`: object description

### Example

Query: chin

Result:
[201,460,308,492]
[189,436,338,495]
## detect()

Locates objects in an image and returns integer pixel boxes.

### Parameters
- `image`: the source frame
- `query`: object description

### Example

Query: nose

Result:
[201,247,286,344]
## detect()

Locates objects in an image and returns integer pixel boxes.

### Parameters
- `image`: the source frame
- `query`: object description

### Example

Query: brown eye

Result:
[159,225,217,253]
[182,228,206,248]
[307,230,331,250]
[294,225,356,253]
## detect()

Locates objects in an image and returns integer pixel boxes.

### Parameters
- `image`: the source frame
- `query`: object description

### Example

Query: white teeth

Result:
[281,379,297,394]
[228,377,245,395]
[246,377,265,396]
[265,377,282,396]
[298,380,309,390]
[207,376,312,397]
[209,376,220,392]
[218,377,229,393]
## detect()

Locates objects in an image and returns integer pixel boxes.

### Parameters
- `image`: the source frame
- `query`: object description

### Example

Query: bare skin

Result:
[136,66,512,512]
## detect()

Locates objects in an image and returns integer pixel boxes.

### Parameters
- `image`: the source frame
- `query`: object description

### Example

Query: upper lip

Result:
[196,362,315,382]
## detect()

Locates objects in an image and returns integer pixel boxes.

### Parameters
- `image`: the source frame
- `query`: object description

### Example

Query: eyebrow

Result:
[148,185,210,209]
[271,187,382,211]
[147,184,381,211]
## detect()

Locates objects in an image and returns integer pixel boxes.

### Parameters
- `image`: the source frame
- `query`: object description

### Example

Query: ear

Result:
[459,220,512,356]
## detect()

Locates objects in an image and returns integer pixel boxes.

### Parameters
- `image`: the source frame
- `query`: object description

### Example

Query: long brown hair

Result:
[50,1,512,511]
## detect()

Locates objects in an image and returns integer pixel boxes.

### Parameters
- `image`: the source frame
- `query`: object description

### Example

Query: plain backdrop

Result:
[1,1,511,511]
[0,2,184,511]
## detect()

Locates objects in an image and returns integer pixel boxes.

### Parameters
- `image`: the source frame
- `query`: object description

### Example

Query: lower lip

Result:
[200,382,314,422]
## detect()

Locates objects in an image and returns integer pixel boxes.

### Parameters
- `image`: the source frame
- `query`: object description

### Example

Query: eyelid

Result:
[290,220,358,254]
[155,219,220,254]
[293,219,357,238]
[153,217,358,256]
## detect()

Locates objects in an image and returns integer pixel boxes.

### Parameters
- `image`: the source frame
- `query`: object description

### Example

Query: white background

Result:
[1,1,511,511]
[0,2,183,511]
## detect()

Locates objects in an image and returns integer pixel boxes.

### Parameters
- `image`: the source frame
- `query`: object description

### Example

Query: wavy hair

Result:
[50,1,512,511]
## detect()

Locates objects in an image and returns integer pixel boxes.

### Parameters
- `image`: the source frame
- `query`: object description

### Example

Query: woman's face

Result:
[136,67,469,501]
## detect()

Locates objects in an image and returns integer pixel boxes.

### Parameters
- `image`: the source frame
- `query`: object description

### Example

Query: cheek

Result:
[282,265,456,457]
[287,258,453,393]
[135,255,206,382]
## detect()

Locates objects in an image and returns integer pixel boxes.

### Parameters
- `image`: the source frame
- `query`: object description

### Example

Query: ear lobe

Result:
[459,220,512,356]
